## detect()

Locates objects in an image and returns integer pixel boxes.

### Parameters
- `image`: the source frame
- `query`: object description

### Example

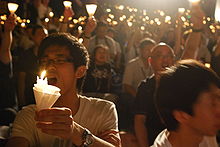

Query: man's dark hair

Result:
[38,33,89,69]
[156,59,220,131]
[139,38,156,49]
[38,33,90,91]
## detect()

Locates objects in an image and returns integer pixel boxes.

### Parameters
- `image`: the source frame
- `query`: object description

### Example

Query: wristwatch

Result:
[82,129,94,147]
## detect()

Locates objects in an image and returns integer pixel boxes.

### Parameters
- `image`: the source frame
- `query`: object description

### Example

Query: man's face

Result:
[39,45,76,95]
[95,47,109,65]
[186,84,220,136]
[140,44,155,60]
[150,45,174,74]
[96,26,108,38]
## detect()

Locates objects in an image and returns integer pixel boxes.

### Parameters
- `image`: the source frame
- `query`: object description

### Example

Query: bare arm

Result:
[59,7,74,33]
[173,15,183,57]
[0,14,16,64]
[6,137,29,147]
[134,114,149,147]
[82,17,97,49]
[181,4,204,60]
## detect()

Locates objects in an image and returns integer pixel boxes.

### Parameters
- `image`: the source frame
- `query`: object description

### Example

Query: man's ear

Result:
[75,66,87,79]
[173,110,191,124]
[148,57,152,64]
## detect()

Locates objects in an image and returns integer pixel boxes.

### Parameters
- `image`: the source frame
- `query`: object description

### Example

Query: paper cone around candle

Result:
[33,87,61,110]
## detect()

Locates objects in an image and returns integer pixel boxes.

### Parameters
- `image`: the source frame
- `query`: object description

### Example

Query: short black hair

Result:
[156,59,220,131]
[38,33,90,69]
[139,38,156,49]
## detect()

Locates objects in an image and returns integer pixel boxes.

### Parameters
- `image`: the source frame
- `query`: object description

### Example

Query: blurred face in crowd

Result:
[107,31,114,39]
[32,28,48,47]
[180,84,220,136]
[140,44,155,60]
[94,47,109,65]
[96,26,108,38]
[150,44,174,74]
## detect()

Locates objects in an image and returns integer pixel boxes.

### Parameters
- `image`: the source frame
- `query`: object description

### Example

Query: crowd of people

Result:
[0,0,220,147]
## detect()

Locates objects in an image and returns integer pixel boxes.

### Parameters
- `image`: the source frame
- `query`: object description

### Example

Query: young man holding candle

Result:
[6,33,121,147]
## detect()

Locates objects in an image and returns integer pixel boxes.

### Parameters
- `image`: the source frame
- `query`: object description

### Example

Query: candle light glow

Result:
[86,4,97,17]
[63,1,72,8]
[8,3,19,14]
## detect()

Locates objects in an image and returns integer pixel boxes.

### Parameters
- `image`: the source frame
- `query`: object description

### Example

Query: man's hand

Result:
[35,108,75,140]
[63,7,74,23]
[84,16,97,36]
[4,14,17,32]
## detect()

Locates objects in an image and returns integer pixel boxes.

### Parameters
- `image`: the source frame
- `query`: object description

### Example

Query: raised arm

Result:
[0,14,16,64]
[181,4,204,60]
[82,17,97,49]
[59,7,74,33]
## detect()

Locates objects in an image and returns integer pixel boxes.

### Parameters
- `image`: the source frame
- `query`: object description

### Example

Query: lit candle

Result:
[188,0,200,4]
[78,26,83,34]
[8,3,19,14]
[165,16,171,23]
[21,22,26,28]
[49,12,54,17]
[86,4,97,18]
[205,63,210,68]
[63,1,72,8]
[33,70,61,110]
[215,0,220,22]
[178,8,185,14]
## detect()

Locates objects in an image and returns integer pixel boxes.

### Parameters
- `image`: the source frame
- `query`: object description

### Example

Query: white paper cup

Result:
[33,87,61,110]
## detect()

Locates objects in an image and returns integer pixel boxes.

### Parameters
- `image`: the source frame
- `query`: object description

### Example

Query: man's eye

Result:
[56,59,65,63]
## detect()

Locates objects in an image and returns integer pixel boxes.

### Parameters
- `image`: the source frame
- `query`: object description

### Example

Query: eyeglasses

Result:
[39,58,74,66]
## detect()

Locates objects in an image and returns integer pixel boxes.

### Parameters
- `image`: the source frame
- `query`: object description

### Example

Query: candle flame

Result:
[40,70,46,79]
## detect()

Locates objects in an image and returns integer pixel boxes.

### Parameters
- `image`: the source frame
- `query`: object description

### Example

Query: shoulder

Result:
[152,129,171,147]
[80,95,116,111]
[138,75,155,88]
[125,57,140,69]
[15,105,36,120]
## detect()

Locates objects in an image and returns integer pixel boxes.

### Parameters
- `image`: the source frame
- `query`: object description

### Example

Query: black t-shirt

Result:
[0,61,17,109]
[18,48,38,105]
[134,75,165,145]
[83,62,112,93]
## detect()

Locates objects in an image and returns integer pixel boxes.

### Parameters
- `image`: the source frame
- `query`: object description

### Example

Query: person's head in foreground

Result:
[154,59,220,146]
[38,33,90,93]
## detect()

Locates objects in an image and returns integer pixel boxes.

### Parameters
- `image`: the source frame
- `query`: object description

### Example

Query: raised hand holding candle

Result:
[33,70,61,110]
[8,3,19,14]
[86,4,97,18]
